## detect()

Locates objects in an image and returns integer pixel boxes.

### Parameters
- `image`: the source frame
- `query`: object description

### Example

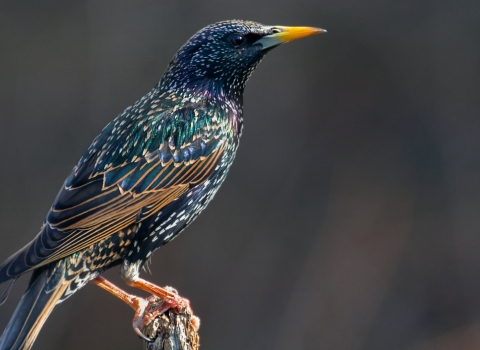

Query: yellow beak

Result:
[255,26,326,50]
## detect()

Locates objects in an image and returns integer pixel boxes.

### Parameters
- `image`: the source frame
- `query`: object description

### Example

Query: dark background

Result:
[1,1,480,349]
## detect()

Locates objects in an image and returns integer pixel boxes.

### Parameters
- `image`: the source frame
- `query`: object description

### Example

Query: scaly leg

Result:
[124,277,191,313]
[90,276,173,340]
[124,277,200,331]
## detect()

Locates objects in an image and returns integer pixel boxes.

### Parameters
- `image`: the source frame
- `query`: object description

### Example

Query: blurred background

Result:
[1,0,480,349]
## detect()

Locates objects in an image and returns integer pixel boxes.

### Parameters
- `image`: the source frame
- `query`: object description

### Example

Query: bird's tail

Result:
[0,267,70,350]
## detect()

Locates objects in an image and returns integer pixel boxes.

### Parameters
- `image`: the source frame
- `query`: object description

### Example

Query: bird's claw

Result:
[131,289,195,341]
[130,296,152,341]
[158,286,188,311]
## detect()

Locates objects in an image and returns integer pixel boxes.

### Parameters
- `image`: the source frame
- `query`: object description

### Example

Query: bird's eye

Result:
[230,34,245,47]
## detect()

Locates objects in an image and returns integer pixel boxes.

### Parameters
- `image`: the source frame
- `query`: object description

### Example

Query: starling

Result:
[0,20,325,349]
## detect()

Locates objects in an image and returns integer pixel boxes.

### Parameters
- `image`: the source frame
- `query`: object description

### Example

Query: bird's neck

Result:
[154,77,244,137]
[157,58,247,102]
[159,78,242,102]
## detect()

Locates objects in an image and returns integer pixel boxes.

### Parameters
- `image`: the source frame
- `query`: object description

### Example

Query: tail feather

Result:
[0,268,69,350]
[0,238,39,285]
[0,278,18,306]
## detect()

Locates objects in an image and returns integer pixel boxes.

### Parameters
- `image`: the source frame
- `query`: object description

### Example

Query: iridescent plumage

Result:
[0,20,324,350]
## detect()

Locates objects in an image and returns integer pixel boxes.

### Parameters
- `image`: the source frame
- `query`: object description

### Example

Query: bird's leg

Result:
[127,280,200,332]
[124,277,187,310]
[120,261,199,330]
[90,276,173,340]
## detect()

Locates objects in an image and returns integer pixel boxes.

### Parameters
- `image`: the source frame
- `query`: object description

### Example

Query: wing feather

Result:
[0,97,233,281]
[1,140,226,279]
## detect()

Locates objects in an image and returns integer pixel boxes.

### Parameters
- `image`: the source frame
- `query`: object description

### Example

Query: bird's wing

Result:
[0,99,230,279]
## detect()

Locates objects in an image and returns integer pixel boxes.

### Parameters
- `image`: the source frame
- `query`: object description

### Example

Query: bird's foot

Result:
[125,277,197,319]
[132,291,200,341]
[138,286,200,330]
[129,295,153,341]
[126,277,176,303]
[150,285,189,312]
[91,276,199,341]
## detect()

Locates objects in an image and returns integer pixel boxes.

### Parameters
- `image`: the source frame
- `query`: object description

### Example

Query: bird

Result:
[0,20,325,350]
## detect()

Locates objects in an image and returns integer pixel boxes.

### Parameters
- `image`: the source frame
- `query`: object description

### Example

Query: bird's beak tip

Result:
[273,26,327,41]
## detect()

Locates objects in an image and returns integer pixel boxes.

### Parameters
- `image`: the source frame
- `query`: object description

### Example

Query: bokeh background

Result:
[1,1,480,349]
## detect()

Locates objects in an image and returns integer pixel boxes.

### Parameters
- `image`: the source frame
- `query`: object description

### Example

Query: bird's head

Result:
[159,20,325,100]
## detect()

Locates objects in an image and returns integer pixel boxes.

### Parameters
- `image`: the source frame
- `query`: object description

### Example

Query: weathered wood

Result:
[142,297,200,350]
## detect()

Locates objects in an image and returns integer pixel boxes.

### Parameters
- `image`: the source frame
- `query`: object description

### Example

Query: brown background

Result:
[1,0,480,349]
